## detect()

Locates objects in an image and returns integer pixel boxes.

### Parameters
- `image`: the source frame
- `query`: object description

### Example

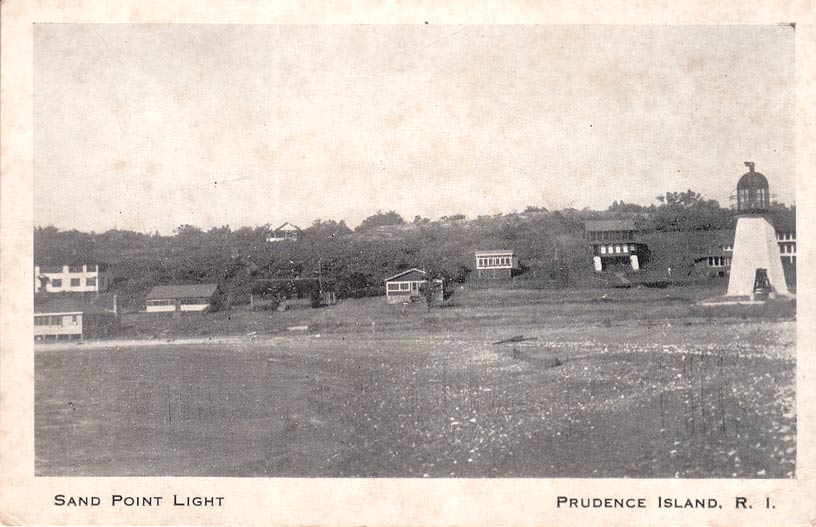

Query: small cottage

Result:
[266,222,301,242]
[384,268,443,304]
[145,284,220,313]
[34,295,117,341]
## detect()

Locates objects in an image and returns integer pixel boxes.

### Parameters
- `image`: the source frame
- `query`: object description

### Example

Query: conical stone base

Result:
[726,216,790,297]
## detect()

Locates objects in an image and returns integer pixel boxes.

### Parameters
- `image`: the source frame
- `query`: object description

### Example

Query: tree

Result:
[420,272,443,312]
[355,210,406,231]
[607,200,650,213]
[440,214,466,221]
[305,219,352,238]
[651,189,733,232]
[656,189,704,207]
[174,224,203,237]
[208,225,232,237]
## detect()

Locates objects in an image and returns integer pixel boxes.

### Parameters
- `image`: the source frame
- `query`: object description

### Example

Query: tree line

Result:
[34,190,793,310]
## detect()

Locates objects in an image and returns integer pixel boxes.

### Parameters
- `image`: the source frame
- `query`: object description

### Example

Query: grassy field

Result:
[35,285,796,477]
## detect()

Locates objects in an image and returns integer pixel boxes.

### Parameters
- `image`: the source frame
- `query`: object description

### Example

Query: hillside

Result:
[35,205,795,311]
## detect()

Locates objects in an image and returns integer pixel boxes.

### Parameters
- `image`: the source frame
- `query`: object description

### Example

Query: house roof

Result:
[585,219,636,232]
[145,283,219,300]
[35,262,110,270]
[475,250,515,256]
[383,268,427,282]
[34,294,116,315]
[274,222,301,232]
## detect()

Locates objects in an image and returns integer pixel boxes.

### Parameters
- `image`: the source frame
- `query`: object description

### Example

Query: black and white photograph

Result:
[29,23,798,482]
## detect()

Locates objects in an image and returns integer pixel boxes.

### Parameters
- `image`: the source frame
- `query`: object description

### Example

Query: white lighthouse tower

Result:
[726,162,790,297]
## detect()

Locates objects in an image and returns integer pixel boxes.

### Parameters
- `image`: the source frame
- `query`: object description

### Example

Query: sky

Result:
[34,24,795,234]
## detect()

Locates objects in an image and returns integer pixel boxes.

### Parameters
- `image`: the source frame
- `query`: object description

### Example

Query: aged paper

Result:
[2,1,816,525]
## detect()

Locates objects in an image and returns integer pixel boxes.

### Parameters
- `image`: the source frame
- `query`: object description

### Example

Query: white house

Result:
[266,222,301,242]
[34,263,110,294]
[34,295,117,341]
[475,250,519,279]
[384,268,443,304]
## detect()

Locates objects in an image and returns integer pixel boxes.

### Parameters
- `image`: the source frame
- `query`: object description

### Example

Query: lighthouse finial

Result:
[744,161,755,173]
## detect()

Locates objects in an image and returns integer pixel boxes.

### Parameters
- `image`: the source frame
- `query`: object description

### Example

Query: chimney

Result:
[744,161,755,173]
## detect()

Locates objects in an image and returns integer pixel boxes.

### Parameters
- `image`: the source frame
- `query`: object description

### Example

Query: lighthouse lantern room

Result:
[726,162,790,298]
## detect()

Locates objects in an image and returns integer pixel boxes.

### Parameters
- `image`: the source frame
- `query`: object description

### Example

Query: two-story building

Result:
[474,250,519,279]
[585,219,649,271]
[34,263,110,294]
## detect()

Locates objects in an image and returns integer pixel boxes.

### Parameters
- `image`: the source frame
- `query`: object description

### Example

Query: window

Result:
[49,316,63,326]
[387,283,400,291]
[180,297,207,305]
[147,299,174,306]
[40,265,63,273]
[87,264,97,272]
[34,316,48,326]
[51,279,62,287]
[71,315,79,325]
[71,278,81,287]
[68,265,83,273]
[600,246,607,254]
[622,245,629,253]
[86,277,96,287]
[400,283,410,291]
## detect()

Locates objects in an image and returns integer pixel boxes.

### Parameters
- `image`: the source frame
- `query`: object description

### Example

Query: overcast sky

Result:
[34,24,794,234]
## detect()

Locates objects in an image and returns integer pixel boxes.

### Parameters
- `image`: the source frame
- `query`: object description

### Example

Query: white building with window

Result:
[776,230,797,264]
[34,295,117,341]
[145,284,220,313]
[34,263,110,293]
[475,250,519,279]
[266,222,302,242]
